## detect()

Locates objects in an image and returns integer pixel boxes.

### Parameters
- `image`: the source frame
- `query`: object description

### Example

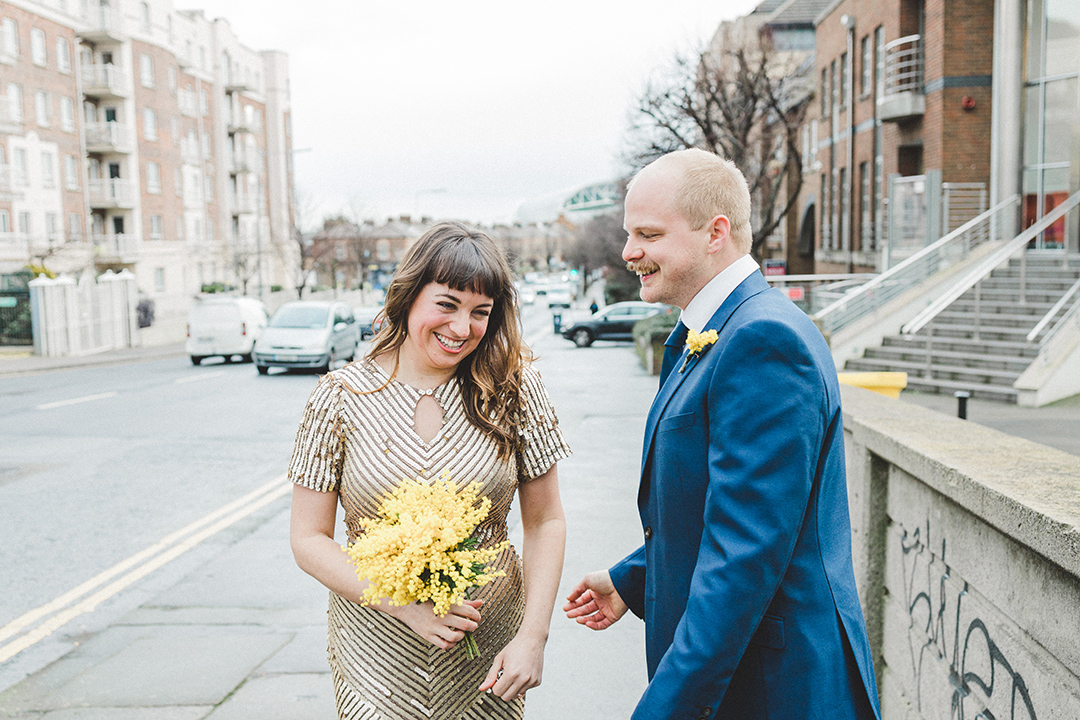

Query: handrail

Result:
[902,190,1080,335]
[813,195,1019,329]
[1026,276,1080,343]
[1037,293,1080,349]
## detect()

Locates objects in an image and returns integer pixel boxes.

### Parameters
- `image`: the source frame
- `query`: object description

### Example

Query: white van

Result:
[185,296,269,365]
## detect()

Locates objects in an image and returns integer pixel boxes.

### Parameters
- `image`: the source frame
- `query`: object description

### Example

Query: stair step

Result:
[882,335,1039,354]
[959,290,1071,304]
[863,347,1032,371]
[902,376,1019,403]
[845,358,1021,385]
[933,311,1043,328]
[948,301,1056,316]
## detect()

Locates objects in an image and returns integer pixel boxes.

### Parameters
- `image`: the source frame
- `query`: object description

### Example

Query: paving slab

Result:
[202,673,335,720]
[257,626,330,675]
[38,708,211,720]
[23,628,289,710]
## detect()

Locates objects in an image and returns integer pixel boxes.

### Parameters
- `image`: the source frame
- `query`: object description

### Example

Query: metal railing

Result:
[1026,276,1080,343]
[813,195,1019,334]
[88,178,136,208]
[902,190,1080,336]
[942,182,988,235]
[883,35,924,96]
[82,63,130,96]
[91,234,140,260]
[766,273,878,315]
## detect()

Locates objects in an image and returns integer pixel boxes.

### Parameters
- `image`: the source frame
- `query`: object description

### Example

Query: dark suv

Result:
[561,301,666,347]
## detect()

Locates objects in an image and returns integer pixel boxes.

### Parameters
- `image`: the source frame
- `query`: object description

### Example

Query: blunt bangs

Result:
[427,236,507,302]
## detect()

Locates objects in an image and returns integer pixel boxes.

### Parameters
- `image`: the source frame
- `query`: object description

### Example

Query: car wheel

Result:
[317,350,332,374]
[573,329,593,348]
[240,353,253,363]
[256,364,269,375]
[191,356,204,366]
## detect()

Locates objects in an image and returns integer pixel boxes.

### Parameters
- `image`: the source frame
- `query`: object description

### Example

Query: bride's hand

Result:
[385,598,483,650]
[479,632,545,701]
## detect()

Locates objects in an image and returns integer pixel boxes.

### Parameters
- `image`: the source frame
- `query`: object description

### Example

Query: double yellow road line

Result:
[0,475,292,664]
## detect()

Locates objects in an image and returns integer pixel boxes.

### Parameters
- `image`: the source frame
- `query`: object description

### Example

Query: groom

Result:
[564,149,880,719]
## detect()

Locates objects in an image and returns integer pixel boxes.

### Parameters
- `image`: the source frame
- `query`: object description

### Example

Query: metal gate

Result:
[0,272,33,345]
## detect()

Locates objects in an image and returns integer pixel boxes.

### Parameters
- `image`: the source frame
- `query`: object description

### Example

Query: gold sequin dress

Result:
[289,360,571,720]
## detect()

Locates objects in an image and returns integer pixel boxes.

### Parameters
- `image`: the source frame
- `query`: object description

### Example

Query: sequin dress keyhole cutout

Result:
[413,390,444,444]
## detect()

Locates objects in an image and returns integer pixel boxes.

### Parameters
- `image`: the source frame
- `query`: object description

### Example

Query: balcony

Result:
[85,122,135,154]
[0,163,22,202]
[92,234,140,264]
[88,179,136,209]
[78,5,126,43]
[878,35,925,122]
[229,152,256,174]
[0,232,28,262]
[231,194,258,215]
[227,113,252,135]
[82,64,131,99]
[0,95,21,134]
[180,139,201,166]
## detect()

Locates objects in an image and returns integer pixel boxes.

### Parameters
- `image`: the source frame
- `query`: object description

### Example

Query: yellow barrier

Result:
[836,371,908,399]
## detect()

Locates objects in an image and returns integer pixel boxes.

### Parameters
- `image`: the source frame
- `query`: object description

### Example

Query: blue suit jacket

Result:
[610,273,881,720]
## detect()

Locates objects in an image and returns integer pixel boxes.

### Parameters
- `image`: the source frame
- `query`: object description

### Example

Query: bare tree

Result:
[627,31,810,260]
[288,192,321,298]
[232,250,259,295]
[567,210,642,304]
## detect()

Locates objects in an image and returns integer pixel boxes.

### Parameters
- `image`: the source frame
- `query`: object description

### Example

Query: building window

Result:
[141,2,151,32]
[13,148,27,186]
[30,28,46,66]
[820,68,829,118]
[820,173,831,249]
[154,267,165,293]
[68,212,81,240]
[34,91,51,127]
[140,54,154,87]
[146,161,161,193]
[60,96,75,132]
[0,209,9,233]
[205,175,213,203]
[860,35,872,97]
[1,19,18,58]
[838,166,848,250]
[41,152,55,188]
[199,89,209,116]
[65,155,79,190]
[149,213,162,240]
[143,107,157,140]
[839,52,848,108]
[831,60,840,118]
[860,161,873,251]
[6,83,22,121]
[56,37,71,73]
[875,27,885,101]
[46,212,59,242]
[201,131,211,158]
[18,211,30,235]
[174,167,183,196]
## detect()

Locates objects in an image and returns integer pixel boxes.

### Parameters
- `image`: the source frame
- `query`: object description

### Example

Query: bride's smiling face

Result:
[403,282,493,373]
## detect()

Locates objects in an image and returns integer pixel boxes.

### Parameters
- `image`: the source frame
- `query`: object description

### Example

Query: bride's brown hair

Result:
[365,222,529,458]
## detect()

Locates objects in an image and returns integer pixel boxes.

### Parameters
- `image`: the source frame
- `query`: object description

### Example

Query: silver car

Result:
[254,301,359,374]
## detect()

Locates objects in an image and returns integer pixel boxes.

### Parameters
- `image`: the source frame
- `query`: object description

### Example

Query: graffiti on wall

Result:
[899,520,1037,720]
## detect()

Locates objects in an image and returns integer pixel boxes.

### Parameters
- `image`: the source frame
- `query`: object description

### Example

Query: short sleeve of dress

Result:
[516,364,572,482]
[289,374,345,492]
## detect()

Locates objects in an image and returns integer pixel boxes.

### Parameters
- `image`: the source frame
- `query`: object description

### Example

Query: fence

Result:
[0,272,32,345]
[813,195,1019,335]
[29,270,138,357]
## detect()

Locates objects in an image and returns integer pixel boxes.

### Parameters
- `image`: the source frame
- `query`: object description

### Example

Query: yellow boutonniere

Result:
[680,328,718,373]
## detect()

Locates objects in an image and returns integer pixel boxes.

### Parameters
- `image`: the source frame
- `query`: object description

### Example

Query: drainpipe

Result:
[842,14,856,273]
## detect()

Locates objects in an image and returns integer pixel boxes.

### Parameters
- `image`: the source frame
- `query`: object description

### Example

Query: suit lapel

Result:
[638,273,772,481]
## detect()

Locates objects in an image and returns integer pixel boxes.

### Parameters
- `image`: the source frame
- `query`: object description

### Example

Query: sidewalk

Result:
[0,343,187,378]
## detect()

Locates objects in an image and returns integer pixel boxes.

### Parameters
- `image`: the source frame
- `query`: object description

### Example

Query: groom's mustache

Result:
[627,260,660,275]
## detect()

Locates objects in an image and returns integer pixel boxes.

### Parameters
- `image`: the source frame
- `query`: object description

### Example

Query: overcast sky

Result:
[177,0,761,226]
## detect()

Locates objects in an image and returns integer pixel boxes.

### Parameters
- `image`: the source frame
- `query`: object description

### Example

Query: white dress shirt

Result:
[678,253,761,338]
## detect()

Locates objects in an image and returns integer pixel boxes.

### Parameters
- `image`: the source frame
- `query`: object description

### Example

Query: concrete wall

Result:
[841,385,1080,720]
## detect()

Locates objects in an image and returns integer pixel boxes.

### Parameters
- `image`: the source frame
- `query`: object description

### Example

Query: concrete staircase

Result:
[844,253,1080,402]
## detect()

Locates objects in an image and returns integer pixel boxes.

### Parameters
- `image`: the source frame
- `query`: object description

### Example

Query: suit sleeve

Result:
[609,545,647,619]
[632,318,829,719]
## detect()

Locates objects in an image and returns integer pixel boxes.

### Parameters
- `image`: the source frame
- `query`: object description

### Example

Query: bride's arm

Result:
[289,484,481,649]
[479,463,566,700]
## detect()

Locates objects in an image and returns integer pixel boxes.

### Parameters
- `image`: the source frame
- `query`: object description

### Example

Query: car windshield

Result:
[269,305,328,329]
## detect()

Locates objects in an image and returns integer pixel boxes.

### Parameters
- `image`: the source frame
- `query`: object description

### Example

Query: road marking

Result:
[36,392,119,410]
[174,370,227,384]
[0,475,291,664]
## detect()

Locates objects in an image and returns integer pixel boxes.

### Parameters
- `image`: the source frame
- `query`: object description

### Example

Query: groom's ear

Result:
[705,215,731,255]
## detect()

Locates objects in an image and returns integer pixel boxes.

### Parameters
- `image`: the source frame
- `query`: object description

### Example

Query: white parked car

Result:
[546,284,573,308]
[185,296,268,365]
[254,301,359,375]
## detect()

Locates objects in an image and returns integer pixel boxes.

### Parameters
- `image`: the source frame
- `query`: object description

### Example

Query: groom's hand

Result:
[563,571,628,630]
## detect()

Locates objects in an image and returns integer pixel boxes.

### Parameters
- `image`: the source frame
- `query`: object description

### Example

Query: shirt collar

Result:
[679,254,761,333]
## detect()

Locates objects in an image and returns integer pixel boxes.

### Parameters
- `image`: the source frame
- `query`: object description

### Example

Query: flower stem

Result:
[462,631,479,660]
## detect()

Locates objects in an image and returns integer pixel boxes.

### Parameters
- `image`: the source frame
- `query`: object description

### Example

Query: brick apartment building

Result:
[0,0,295,326]
[793,0,1077,273]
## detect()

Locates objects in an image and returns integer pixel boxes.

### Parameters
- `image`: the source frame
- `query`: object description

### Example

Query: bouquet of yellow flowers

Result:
[343,473,507,659]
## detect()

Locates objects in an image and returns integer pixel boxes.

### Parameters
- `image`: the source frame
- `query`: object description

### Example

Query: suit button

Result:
[644,526,653,540]
[700,708,713,718]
